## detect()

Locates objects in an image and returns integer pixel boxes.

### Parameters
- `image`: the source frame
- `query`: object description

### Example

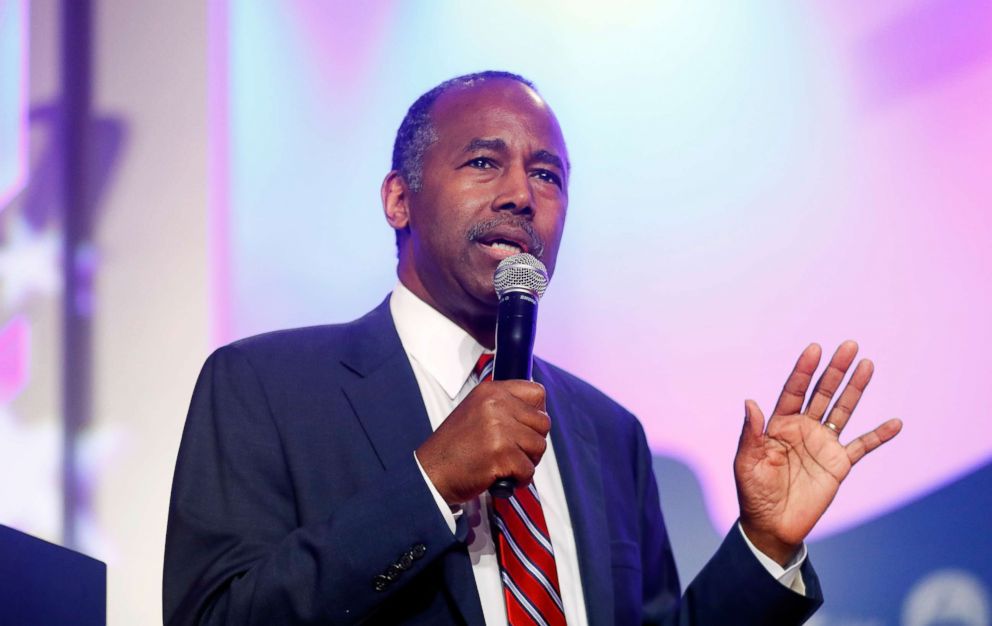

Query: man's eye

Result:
[467,157,495,169]
[534,169,563,188]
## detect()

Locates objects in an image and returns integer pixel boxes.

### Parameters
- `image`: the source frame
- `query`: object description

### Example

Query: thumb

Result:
[740,399,765,447]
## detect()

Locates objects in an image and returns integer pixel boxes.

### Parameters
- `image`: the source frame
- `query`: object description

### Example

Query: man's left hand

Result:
[734,341,903,566]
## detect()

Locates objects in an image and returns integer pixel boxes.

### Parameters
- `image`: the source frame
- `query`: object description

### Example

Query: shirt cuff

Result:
[414,452,462,534]
[737,522,807,595]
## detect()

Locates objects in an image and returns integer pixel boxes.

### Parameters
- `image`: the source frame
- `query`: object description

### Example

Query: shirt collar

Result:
[390,282,488,400]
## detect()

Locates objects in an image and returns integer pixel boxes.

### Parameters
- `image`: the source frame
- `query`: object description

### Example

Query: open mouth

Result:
[480,238,526,255]
[466,218,544,259]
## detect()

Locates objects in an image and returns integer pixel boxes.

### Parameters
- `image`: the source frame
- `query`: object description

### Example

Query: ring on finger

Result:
[824,421,840,434]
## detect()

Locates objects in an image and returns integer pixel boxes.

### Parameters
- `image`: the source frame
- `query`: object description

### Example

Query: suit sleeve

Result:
[633,421,824,626]
[163,346,460,625]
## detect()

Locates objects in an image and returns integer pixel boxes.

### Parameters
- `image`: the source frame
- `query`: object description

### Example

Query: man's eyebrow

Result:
[463,138,508,153]
[533,149,566,172]
[462,139,567,173]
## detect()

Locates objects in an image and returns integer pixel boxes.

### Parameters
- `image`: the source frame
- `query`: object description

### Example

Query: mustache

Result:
[465,217,545,259]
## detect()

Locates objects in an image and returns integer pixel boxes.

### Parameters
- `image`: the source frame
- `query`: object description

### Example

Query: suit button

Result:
[385,564,402,580]
[411,544,427,559]
[398,552,414,570]
[373,574,389,592]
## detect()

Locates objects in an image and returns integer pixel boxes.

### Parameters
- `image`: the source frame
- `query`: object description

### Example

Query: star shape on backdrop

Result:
[0,214,61,310]
[0,406,61,539]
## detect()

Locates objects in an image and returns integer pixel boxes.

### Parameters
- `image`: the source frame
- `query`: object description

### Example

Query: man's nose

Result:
[492,165,534,216]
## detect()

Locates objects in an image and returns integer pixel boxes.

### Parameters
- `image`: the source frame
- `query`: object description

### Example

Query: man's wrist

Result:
[414,451,460,534]
[737,522,808,594]
[739,519,801,567]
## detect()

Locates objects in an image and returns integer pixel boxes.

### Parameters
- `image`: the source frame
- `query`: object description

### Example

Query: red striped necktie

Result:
[474,354,567,626]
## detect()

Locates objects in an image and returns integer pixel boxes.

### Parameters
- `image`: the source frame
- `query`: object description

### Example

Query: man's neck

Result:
[396,276,497,350]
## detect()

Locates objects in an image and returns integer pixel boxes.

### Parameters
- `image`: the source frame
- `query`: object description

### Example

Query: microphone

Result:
[488,253,550,499]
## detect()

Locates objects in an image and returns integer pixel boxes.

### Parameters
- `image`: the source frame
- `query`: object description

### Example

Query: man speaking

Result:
[163,71,901,625]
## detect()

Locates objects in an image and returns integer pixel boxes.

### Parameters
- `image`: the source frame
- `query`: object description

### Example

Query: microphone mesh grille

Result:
[493,253,549,299]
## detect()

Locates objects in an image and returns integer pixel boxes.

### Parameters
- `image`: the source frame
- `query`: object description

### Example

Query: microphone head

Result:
[493,253,549,300]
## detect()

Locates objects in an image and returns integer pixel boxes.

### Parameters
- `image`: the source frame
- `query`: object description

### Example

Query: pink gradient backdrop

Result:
[212,1,992,537]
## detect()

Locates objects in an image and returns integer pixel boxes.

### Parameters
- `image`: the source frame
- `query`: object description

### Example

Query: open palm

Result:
[734,341,902,564]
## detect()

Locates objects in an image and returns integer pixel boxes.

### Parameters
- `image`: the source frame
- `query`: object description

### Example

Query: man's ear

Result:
[381,171,411,231]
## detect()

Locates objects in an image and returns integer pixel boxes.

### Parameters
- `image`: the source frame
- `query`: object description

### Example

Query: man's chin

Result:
[461,276,500,313]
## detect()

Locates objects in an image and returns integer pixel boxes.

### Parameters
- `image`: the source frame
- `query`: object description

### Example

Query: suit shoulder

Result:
[226,322,354,358]
[201,301,397,380]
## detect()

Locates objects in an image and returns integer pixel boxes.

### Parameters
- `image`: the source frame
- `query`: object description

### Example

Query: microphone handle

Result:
[489,291,538,499]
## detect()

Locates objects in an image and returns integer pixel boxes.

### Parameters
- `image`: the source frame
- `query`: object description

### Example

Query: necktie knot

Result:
[474,353,495,382]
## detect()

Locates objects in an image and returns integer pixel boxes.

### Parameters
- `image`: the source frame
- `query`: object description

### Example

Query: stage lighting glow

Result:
[214,0,992,538]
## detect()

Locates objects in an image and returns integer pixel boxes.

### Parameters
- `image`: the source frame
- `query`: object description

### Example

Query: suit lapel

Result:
[536,359,615,626]
[342,349,433,472]
[339,298,485,624]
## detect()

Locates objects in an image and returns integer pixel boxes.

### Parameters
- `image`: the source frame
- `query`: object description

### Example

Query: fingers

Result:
[479,383,549,485]
[743,399,765,441]
[804,341,858,421]
[736,400,767,464]
[514,424,549,465]
[418,382,550,502]
[845,418,903,465]
[496,380,547,411]
[823,359,873,433]
[773,343,822,416]
[482,420,545,485]
[481,380,550,435]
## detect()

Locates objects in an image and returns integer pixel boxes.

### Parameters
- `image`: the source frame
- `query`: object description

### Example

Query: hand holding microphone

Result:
[488,253,549,497]
[415,254,551,505]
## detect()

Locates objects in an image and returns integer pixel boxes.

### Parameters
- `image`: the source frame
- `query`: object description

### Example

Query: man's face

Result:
[395,79,569,323]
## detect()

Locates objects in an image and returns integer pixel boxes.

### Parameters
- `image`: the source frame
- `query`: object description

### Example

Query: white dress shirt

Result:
[389,283,805,625]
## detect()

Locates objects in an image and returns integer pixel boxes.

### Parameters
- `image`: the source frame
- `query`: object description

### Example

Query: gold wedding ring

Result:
[824,421,839,433]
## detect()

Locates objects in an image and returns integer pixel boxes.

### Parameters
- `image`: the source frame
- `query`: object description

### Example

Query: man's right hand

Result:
[415,380,551,505]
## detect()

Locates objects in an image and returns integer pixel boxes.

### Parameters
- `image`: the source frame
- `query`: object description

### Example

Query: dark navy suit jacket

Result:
[164,299,822,625]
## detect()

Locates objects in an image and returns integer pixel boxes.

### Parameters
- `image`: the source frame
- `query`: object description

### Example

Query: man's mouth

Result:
[480,238,526,255]
[466,218,544,259]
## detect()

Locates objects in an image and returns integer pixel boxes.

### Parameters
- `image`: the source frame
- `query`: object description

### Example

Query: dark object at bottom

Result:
[0,524,106,626]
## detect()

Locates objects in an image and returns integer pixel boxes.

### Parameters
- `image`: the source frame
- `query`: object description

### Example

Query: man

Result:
[164,71,901,625]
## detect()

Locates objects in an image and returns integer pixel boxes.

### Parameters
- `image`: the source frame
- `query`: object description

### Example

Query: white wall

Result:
[89,1,208,622]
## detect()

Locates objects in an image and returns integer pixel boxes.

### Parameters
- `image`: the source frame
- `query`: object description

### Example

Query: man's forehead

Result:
[433,78,547,113]
[429,80,567,157]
